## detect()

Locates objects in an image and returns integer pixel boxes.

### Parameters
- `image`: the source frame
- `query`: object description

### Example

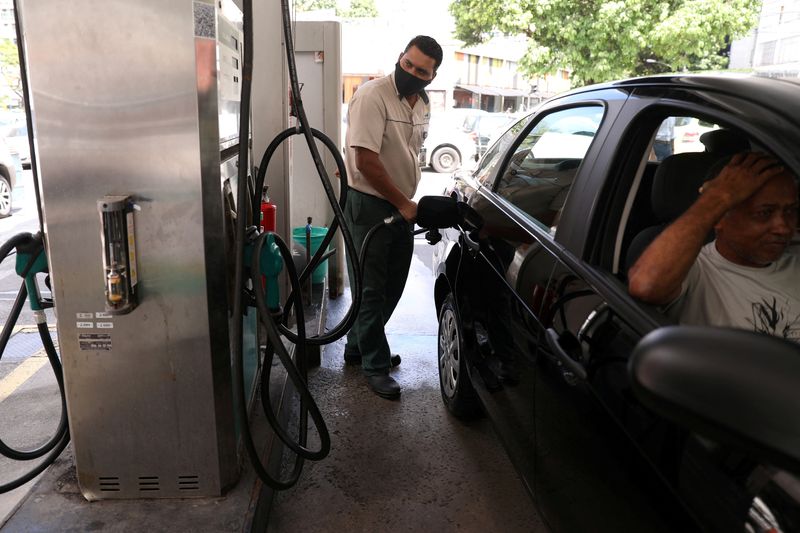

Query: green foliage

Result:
[293,0,378,17]
[339,0,379,18]
[0,38,22,107]
[450,0,761,86]
[293,0,336,11]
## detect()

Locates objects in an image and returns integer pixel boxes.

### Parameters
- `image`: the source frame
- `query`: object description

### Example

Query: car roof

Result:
[557,73,800,124]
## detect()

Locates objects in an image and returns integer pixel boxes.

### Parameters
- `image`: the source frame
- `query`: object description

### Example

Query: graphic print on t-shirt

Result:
[748,296,800,340]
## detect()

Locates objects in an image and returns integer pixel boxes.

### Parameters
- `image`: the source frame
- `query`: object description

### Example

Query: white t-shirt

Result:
[344,72,429,200]
[666,242,800,341]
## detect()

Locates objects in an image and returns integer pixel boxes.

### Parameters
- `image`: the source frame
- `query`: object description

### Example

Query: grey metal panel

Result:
[18,0,239,499]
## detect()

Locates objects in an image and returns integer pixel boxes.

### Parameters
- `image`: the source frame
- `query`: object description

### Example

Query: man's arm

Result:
[354,147,417,222]
[628,152,786,305]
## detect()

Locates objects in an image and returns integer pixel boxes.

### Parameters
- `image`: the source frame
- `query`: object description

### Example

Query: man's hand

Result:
[700,152,786,210]
[399,200,417,223]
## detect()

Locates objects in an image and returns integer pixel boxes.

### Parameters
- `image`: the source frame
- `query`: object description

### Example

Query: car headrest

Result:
[651,152,721,222]
[700,129,750,155]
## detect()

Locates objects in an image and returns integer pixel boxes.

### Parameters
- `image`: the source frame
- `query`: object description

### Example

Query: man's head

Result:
[393,35,442,96]
[713,155,798,267]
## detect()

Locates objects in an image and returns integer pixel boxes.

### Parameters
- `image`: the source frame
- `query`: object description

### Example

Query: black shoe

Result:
[365,374,401,399]
[345,352,401,367]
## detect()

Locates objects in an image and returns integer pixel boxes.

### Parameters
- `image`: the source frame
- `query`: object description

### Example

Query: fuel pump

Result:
[0,0,477,503]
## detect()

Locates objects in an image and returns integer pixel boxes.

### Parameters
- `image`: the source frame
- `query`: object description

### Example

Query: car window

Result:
[615,113,733,275]
[495,106,604,232]
[478,114,513,132]
[473,114,532,187]
[651,116,720,161]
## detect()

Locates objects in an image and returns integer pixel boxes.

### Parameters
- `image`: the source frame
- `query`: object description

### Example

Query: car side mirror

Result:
[630,326,800,475]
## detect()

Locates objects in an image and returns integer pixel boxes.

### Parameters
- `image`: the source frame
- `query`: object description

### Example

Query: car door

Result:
[465,91,696,531]
[534,85,800,533]
[452,90,631,504]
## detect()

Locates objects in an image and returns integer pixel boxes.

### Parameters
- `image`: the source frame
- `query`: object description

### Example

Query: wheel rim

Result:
[0,179,10,215]
[439,153,454,168]
[438,307,460,398]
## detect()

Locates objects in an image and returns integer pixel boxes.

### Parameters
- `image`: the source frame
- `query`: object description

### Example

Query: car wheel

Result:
[0,175,12,218]
[431,146,461,174]
[438,293,480,418]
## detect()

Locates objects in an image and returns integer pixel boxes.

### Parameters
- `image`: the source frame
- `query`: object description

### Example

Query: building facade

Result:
[730,0,800,77]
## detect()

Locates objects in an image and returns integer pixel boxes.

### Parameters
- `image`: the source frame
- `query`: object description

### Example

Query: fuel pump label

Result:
[77,322,94,329]
[78,333,112,351]
[76,313,93,319]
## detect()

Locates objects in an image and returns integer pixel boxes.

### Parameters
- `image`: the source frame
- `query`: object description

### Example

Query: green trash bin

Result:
[292,226,329,284]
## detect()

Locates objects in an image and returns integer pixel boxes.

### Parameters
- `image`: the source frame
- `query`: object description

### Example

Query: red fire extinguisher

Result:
[260,186,276,233]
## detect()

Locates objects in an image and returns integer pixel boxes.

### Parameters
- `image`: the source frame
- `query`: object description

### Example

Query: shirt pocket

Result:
[411,118,428,153]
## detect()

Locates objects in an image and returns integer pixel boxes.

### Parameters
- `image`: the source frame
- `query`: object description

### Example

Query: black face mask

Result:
[394,62,432,96]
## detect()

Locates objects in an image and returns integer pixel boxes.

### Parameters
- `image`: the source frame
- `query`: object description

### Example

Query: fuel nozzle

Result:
[416,195,482,231]
[416,195,483,246]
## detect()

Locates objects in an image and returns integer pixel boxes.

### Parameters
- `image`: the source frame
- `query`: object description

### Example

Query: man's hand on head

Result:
[700,152,787,210]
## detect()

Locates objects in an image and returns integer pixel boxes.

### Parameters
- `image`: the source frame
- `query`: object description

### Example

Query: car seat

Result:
[623,129,750,273]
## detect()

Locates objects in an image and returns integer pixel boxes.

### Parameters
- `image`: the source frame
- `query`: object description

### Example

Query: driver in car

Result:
[628,152,800,340]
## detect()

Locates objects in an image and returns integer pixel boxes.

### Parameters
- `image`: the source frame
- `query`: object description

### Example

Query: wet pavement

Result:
[267,241,543,532]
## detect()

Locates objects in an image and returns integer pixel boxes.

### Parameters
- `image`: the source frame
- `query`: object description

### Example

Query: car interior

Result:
[613,117,755,278]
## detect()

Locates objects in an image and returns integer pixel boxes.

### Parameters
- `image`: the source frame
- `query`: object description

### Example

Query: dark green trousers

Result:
[344,190,413,376]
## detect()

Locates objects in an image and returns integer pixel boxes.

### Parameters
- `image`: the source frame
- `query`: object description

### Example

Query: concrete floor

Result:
[0,238,544,532]
[267,241,544,532]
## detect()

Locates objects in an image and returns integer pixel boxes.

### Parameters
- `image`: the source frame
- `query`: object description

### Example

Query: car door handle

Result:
[545,328,587,381]
[463,230,480,253]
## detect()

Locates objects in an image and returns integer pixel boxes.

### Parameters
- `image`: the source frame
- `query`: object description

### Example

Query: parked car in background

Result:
[462,112,516,158]
[4,123,30,169]
[421,108,487,173]
[0,138,17,217]
[432,74,800,532]
[673,116,718,154]
[2,120,30,169]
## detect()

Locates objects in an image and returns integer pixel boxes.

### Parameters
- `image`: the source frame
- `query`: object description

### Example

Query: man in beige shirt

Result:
[343,35,442,399]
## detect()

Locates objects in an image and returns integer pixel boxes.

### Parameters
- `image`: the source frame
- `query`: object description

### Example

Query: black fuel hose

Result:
[237,0,415,491]
[252,231,329,460]
[252,125,360,346]
[252,0,366,349]
[230,0,332,491]
[0,233,69,493]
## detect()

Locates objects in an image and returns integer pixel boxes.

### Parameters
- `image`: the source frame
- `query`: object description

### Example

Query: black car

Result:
[431,74,800,532]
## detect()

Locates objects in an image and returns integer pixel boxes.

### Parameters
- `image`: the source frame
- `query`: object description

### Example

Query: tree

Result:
[339,0,379,18]
[293,0,336,11]
[293,0,378,18]
[0,38,22,109]
[450,0,761,86]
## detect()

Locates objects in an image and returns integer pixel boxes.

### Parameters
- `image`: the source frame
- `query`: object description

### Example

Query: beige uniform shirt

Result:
[345,72,430,200]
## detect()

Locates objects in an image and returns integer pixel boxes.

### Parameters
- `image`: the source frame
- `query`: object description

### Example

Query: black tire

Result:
[438,293,481,418]
[431,146,461,174]
[0,175,12,218]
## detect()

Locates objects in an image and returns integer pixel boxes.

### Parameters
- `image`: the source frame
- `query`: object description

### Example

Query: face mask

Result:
[394,62,432,96]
